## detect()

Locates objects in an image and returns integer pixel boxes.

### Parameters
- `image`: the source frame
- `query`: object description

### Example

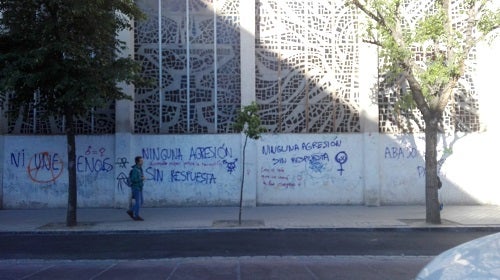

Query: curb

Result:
[1,226,500,236]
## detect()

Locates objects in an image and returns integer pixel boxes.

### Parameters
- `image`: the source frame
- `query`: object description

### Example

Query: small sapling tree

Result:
[234,102,266,225]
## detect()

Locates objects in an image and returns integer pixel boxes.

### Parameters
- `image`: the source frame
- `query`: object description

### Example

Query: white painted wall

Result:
[1,132,499,209]
[4,136,69,208]
[379,132,500,206]
[257,134,363,205]
[129,134,243,207]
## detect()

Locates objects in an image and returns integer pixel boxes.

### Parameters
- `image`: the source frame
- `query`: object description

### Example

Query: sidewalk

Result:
[2,205,500,233]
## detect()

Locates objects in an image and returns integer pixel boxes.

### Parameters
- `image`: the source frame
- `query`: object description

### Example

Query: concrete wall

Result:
[1,131,499,209]
[257,134,363,205]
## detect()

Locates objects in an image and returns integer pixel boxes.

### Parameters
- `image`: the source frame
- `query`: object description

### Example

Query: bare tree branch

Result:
[362,38,383,46]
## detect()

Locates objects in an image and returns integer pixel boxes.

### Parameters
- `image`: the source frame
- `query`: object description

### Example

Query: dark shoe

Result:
[133,216,144,221]
[126,210,134,219]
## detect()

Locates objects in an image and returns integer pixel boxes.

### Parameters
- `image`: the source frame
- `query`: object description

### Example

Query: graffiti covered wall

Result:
[1,132,499,209]
[3,136,115,208]
[127,135,243,206]
[257,134,363,205]
[2,134,245,208]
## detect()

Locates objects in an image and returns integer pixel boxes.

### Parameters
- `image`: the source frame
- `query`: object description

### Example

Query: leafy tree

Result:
[234,102,266,225]
[0,0,145,226]
[347,0,499,223]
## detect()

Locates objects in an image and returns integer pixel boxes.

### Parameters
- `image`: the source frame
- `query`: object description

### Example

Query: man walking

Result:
[127,156,146,221]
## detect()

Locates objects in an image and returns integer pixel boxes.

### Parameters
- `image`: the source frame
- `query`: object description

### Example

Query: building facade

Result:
[0,0,499,209]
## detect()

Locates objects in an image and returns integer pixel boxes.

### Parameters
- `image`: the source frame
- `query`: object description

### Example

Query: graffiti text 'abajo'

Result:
[27,152,64,183]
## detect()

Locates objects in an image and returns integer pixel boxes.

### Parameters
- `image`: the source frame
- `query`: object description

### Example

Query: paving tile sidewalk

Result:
[0,256,434,280]
[1,205,500,233]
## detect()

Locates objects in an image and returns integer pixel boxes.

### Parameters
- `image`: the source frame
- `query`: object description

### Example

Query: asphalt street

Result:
[0,229,495,260]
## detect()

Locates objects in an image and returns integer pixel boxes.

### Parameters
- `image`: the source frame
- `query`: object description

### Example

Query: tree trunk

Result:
[425,116,441,224]
[65,112,78,227]
[238,135,248,225]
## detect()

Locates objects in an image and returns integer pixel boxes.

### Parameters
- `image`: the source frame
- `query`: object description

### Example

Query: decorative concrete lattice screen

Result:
[3,0,481,135]
[377,0,480,133]
[5,89,114,134]
[134,0,241,134]
[255,1,361,133]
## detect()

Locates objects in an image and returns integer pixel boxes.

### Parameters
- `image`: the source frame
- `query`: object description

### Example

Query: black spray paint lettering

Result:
[301,138,342,150]
[146,167,164,182]
[189,144,233,160]
[76,156,113,173]
[115,157,129,169]
[222,159,238,174]
[417,159,446,178]
[10,149,25,167]
[31,152,62,172]
[142,147,183,161]
[261,144,301,155]
[335,151,348,176]
[262,139,342,156]
[384,146,418,159]
[272,158,287,165]
[290,153,330,164]
[170,170,216,184]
